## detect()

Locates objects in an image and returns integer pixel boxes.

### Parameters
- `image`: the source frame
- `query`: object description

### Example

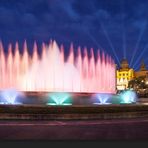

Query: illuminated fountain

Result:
[0,89,22,104]
[0,40,116,93]
[93,93,112,105]
[0,40,116,105]
[119,90,137,104]
[47,93,72,105]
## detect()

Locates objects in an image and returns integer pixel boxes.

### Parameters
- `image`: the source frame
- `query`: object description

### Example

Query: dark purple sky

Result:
[0,0,148,70]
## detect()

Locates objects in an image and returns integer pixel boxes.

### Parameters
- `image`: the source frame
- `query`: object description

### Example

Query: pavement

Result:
[0,118,148,140]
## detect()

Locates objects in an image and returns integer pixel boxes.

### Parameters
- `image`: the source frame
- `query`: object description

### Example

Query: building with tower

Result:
[116,59,148,90]
[116,59,134,90]
[134,60,148,78]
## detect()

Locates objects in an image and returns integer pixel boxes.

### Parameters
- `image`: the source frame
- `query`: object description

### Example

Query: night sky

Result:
[0,0,148,70]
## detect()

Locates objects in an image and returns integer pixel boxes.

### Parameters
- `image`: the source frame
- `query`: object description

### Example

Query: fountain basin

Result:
[0,104,147,120]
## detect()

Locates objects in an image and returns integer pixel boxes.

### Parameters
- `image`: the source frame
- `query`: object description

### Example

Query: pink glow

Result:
[0,40,116,93]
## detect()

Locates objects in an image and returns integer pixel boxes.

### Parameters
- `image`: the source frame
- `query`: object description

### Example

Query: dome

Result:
[121,59,128,65]
[120,58,129,69]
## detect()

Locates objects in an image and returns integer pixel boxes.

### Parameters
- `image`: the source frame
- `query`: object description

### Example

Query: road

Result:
[0,118,148,140]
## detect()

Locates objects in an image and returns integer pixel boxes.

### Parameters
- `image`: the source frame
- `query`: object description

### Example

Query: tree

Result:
[128,76,148,97]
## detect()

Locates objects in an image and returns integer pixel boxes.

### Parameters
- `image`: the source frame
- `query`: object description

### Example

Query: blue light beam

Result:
[120,0,126,59]
[100,22,120,65]
[82,25,104,50]
[130,21,147,67]
[133,44,148,69]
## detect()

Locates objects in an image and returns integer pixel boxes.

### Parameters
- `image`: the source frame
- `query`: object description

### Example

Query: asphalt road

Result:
[0,118,148,140]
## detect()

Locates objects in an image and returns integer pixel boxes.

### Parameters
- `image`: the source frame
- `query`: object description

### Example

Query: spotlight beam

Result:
[134,62,142,71]
[133,44,148,69]
[81,25,103,50]
[100,22,120,65]
[130,22,147,67]
[122,25,126,59]
[134,65,140,71]
[86,31,103,49]
[120,0,126,59]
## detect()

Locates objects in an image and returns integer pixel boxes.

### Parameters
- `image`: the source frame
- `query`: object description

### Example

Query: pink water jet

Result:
[0,40,116,93]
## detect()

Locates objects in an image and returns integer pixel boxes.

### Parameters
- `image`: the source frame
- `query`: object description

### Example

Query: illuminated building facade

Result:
[116,59,148,90]
[117,59,134,90]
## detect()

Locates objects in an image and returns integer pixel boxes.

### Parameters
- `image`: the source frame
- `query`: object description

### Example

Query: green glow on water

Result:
[111,90,137,104]
[47,92,72,106]
[120,90,137,104]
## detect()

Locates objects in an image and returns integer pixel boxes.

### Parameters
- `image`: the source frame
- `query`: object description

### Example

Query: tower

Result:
[140,60,147,71]
[120,58,129,70]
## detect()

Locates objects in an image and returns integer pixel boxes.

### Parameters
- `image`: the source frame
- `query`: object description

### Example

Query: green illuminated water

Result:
[46,92,72,106]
